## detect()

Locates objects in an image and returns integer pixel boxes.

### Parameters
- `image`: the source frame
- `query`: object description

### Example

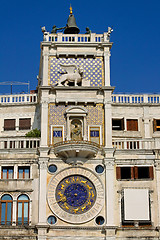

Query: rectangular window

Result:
[127,119,138,131]
[153,119,160,132]
[89,127,100,144]
[52,126,63,145]
[112,118,124,130]
[4,119,16,131]
[1,167,14,179]
[19,118,31,130]
[18,167,30,179]
[116,166,153,180]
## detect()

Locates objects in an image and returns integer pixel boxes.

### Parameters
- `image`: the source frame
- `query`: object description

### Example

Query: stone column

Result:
[42,47,49,86]
[104,98,112,148]
[38,157,48,224]
[155,159,160,226]
[143,106,151,138]
[104,158,115,226]
[104,49,111,86]
[41,98,48,147]
[12,196,17,226]
[83,116,87,140]
[67,116,70,140]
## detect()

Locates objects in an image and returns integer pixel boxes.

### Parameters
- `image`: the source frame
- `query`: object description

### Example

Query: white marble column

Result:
[143,106,151,138]
[83,116,87,140]
[155,160,160,226]
[67,116,70,140]
[42,47,49,86]
[104,158,115,226]
[12,197,17,226]
[41,100,48,147]
[104,101,112,148]
[104,50,111,86]
[38,158,48,224]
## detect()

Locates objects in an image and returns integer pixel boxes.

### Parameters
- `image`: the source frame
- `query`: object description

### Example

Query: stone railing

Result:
[112,94,160,104]
[0,93,38,104]
[112,138,160,150]
[43,32,110,43]
[53,140,100,148]
[0,137,40,149]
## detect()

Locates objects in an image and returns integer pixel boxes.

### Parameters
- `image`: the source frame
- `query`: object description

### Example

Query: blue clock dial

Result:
[56,175,96,214]
[64,183,88,207]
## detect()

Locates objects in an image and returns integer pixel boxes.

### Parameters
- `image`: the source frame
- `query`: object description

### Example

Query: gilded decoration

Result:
[49,57,104,87]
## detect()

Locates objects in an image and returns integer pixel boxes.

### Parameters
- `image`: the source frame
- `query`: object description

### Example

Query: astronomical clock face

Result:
[56,175,96,214]
[47,167,104,224]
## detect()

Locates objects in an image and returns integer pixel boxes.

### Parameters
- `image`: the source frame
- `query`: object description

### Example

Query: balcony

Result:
[0,137,40,150]
[0,93,37,105]
[112,138,160,150]
[112,94,160,104]
[43,32,111,43]
[53,140,100,163]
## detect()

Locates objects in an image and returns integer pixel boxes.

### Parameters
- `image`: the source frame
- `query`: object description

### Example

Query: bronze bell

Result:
[64,6,80,34]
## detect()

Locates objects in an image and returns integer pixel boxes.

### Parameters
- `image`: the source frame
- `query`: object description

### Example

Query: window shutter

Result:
[153,119,157,132]
[19,119,31,130]
[134,166,138,179]
[131,167,135,179]
[4,119,15,130]
[127,119,138,131]
[116,167,121,180]
[149,166,154,179]
[121,118,124,130]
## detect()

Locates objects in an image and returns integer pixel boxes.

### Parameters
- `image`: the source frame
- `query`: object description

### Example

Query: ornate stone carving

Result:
[58,64,83,86]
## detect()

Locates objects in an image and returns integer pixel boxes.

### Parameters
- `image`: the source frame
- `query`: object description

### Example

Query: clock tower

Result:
[37,7,115,240]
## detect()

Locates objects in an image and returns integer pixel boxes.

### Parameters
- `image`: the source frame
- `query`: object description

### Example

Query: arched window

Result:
[17,195,29,225]
[0,194,13,225]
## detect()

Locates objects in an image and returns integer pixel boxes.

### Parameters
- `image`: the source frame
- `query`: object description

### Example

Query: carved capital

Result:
[38,157,49,169]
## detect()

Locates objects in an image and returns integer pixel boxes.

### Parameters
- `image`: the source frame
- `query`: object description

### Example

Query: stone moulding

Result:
[53,140,100,163]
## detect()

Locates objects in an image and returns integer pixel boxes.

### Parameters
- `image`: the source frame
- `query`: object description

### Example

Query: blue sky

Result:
[0,0,160,94]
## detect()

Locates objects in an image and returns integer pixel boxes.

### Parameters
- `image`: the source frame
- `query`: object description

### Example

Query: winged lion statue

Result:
[58,64,83,86]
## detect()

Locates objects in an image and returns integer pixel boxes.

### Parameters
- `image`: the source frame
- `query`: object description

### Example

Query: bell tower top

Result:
[64,5,80,34]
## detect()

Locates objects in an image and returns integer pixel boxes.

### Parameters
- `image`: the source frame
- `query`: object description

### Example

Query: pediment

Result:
[65,106,88,115]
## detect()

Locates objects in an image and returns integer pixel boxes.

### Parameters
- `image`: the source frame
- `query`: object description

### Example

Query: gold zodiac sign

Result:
[87,200,92,205]
[72,177,75,182]
[61,184,65,190]
[81,206,86,211]
[64,202,69,210]
[65,180,70,184]
[74,208,79,213]
[81,180,87,184]
[58,191,63,197]
[87,185,92,190]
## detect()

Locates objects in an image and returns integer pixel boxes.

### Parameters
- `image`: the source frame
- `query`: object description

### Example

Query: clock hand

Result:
[52,196,67,205]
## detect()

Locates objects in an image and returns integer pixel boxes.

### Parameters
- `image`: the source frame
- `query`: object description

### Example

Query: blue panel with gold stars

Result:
[49,57,104,87]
